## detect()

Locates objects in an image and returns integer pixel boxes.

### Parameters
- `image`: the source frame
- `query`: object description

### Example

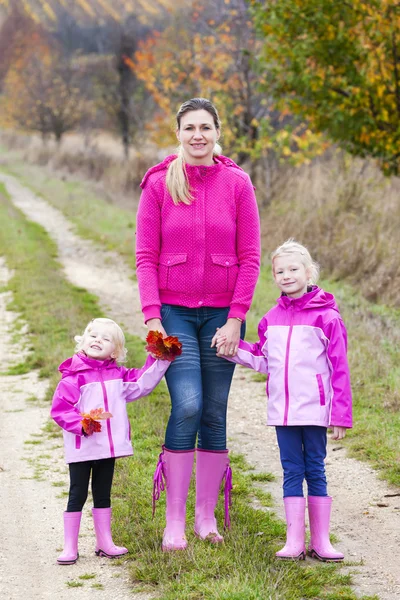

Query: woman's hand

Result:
[146,318,167,338]
[331,426,346,440]
[211,318,242,356]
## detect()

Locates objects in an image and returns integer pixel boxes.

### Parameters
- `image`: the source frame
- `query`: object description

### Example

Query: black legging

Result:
[67,458,115,512]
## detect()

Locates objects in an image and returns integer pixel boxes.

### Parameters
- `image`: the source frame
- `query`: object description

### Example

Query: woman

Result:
[136,97,261,550]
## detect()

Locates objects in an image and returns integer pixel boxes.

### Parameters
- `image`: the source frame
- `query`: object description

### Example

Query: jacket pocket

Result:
[158,253,187,292]
[210,254,239,292]
[75,435,81,450]
[266,373,270,398]
[316,374,326,406]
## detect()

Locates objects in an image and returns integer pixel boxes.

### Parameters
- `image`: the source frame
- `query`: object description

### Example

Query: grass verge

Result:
[0,186,375,598]
[0,151,137,270]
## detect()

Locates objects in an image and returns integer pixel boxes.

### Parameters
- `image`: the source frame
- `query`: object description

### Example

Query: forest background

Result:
[0,0,400,307]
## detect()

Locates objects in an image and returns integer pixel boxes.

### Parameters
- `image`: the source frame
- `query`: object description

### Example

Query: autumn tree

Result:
[133,0,327,198]
[251,0,400,175]
[2,46,84,142]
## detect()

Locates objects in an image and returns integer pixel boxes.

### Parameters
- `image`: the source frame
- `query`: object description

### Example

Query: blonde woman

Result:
[136,98,261,551]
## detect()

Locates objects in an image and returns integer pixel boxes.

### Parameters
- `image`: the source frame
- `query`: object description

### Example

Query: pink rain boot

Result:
[92,507,128,558]
[194,449,232,544]
[307,496,344,561]
[153,446,195,551]
[275,497,306,560]
[57,511,82,565]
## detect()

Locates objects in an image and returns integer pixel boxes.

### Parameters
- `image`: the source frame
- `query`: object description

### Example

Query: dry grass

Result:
[2,129,400,308]
[0,130,167,210]
[259,151,400,307]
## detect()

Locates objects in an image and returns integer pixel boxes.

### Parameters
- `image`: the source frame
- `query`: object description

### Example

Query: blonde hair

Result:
[166,97,222,205]
[271,239,320,285]
[74,318,127,363]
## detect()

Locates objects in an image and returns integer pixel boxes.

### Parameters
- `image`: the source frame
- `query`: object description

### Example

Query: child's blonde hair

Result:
[271,239,320,285]
[74,318,127,363]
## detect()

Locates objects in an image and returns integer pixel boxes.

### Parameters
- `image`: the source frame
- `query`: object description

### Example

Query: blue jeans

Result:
[161,304,245,451]
[275,426,328,497]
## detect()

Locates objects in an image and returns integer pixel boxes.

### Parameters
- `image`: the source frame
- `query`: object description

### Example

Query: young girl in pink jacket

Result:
[51,318,172,565]
[136,98,261,551]
[215,240,352,561]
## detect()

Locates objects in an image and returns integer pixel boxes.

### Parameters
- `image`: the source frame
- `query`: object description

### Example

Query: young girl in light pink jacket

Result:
[51,318,171,565]
[215,240,352,562]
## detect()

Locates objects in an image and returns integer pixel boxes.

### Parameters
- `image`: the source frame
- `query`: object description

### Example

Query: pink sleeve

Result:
[228,176,261,321]
[121,355,170,402]
[222,316,268,374]
[325,318,353,428]
[135,179,163,323]
[50,379,83,435]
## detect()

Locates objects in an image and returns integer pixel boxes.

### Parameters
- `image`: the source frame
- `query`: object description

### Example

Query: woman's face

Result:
[177,109,220,165]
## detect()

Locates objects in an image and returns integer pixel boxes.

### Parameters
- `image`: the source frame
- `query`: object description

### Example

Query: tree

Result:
[250,0,400,175]
[2,47,84,143]
[132,0,327,198]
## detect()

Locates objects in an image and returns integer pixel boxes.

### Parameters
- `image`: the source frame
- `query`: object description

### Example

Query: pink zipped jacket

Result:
[227,287,352,428]
[136,154,261,323]
[50,353,170,464]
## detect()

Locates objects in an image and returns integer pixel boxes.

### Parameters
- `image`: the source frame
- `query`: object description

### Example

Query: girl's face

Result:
[177,109,220,165]
[81,323,117,361]
[273,254,311,298]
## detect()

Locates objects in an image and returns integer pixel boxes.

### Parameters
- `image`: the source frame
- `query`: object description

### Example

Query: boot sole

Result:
[194,529,224,544]
[95,549,128,559]
[307,549,343,562]
[276,551,306,561]
[57,553,79,565]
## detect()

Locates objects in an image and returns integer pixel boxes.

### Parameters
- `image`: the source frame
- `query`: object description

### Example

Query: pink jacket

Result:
[228,287,352,428]
[50,353,170,463]
[136,154,261,322]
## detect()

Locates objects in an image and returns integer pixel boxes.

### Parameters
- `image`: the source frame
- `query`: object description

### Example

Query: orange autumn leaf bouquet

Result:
[81,408,113,436]
[145,330,182,362]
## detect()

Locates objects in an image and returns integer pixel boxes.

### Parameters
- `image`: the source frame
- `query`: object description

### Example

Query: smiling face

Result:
[177,109,220,165]
[81,322,117,361]
[273,253,311,298]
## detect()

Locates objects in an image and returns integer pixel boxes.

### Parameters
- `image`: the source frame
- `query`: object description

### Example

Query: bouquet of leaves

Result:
[145,330,182,362]
[81,408,113,436]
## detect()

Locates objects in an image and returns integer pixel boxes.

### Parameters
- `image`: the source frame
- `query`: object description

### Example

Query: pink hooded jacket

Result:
[136,154,261,323]
[50,353,170,464]
[228,287,352,428]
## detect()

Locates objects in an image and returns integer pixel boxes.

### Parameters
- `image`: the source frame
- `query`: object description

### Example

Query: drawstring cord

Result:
[152,450,165,517]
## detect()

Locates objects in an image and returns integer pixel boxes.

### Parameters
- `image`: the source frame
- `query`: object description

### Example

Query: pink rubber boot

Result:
[194,449,232,544]
[153,447,195,551]
[57,511,82,565]
[275,497,306,560]
[92,507,128,558]
[307,496,344,561]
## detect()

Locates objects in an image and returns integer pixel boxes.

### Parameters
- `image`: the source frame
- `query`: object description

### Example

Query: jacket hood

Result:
[58,352,117,377]
[140,154,244,188]
[277,286,339,312]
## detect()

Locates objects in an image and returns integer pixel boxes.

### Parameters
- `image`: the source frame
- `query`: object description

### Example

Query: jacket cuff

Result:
[228,304,247,322]
[143,305,162,323]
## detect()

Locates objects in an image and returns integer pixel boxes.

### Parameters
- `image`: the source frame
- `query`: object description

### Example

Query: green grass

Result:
[0,179,375,599]
[0,156,137,270]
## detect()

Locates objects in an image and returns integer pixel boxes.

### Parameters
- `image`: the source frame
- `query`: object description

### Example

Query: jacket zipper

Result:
[283,302,294,426]
[98,369,115,458]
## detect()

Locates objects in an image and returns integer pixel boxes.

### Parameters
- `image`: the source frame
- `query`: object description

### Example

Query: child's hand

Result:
[331,426,346,440]
[81,408,113,436]
[145,330,182,362]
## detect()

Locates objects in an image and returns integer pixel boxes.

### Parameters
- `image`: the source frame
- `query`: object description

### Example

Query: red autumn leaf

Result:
[81,407,113,436]
[145,330,182,362]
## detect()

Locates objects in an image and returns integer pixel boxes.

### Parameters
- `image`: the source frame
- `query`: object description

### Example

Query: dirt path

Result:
[1,172,400,600]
